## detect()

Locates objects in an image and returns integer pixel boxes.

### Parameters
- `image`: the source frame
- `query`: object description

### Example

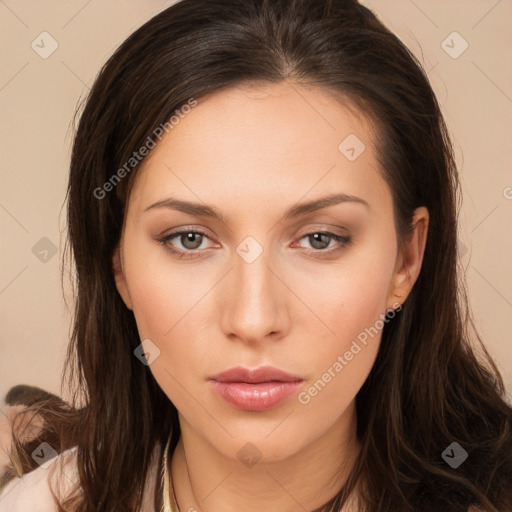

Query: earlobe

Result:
[387,207,429,309]
[112,245,133,310]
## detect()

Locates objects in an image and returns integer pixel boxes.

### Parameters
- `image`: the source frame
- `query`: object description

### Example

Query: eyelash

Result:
[158,229,352,260]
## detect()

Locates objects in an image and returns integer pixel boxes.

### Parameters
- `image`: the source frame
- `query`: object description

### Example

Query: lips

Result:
[209,366,304,411]
[209,366,303,384]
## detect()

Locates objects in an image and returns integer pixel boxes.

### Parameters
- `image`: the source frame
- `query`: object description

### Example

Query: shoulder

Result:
[0,442,163,512]
[0,445,79,512]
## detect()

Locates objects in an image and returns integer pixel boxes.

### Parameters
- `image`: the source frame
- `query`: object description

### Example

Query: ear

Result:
[387,206,429,309]
[112,244,133,310]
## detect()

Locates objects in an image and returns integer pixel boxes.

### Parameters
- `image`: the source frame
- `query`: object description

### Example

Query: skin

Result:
[112,81,429,512]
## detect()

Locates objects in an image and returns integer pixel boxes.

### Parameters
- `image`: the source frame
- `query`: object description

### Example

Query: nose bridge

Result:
[223,235,284,341]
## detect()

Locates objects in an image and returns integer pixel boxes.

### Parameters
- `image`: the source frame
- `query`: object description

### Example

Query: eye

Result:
[158,228,352,259]
[159,229,215,259]
[294,231,352,253]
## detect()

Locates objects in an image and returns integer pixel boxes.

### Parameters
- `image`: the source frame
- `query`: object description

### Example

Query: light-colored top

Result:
[0,443,163,512]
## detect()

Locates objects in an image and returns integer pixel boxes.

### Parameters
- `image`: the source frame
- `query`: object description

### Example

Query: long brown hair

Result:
[4,0,512,510]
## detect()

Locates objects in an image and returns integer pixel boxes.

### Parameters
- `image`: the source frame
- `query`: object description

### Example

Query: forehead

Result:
[126,81,386,213]
[150,81,375,155]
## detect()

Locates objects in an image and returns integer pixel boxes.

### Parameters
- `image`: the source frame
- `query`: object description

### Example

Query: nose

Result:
[220,244,289,346]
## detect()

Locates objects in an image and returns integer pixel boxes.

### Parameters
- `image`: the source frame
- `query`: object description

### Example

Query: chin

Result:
[207,423,312,465]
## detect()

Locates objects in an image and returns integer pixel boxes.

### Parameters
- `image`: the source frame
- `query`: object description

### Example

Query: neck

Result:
[170,401,361,512]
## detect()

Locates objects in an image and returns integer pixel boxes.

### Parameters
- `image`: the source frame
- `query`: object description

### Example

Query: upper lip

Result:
[209,366,303,383]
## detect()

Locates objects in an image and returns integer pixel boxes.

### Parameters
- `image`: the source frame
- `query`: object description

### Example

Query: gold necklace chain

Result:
[161,434,180,512]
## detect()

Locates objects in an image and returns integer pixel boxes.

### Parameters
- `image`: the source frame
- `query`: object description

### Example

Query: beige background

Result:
[0,0,511,403]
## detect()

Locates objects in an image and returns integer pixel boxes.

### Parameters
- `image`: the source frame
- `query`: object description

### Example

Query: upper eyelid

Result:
[162,221,350,236]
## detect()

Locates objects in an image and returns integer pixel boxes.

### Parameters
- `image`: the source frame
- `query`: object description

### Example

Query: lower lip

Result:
[210,381,303,411]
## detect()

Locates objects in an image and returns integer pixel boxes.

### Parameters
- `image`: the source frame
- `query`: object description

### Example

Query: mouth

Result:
[208,366,304,411]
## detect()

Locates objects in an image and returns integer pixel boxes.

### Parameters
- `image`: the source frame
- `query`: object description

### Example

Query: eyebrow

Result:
[143,192,370,222]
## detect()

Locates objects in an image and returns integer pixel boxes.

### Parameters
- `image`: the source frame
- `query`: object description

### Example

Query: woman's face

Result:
[113,82,427,463]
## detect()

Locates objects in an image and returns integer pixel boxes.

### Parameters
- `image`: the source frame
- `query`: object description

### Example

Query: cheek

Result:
[296,290,387,416]
[295,242,396,407]
[122,234,215,398]
[123,233,206,339]
[307,244,396,349]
